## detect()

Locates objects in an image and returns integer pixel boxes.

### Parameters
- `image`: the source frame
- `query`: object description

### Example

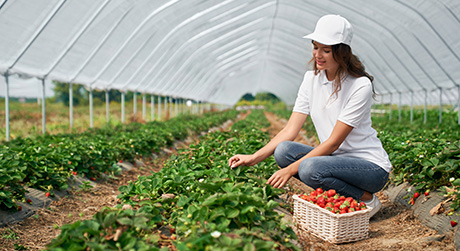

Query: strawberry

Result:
[18,206,22,211]
[26,199,32,204]
[300,194,308,200]
[424,190,430,196]
[326,189,336,197]
[316,188,323,194]
[413,192,420,199]
[451,220,458,227]
[317,197,326,205]
[68,161,72,165]
[119,160,123,163]
[90,177,96,181]
[45,192,50,198]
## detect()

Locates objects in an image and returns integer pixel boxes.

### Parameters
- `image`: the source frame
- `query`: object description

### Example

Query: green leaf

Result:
[225,208,239,218]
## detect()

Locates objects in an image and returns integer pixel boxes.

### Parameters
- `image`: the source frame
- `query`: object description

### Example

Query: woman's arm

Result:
[228,112,308,168]
[267,120,353,188]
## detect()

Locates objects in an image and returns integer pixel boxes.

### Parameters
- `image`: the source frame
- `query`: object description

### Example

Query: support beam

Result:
[142,93,146,120]
[41,79,46,134]
[151,95,155,121]
[410,91,413,123]
[398,93,402,122]
[458,86,460,125]
[89,88,94,128]
[158,96,162,121]
[4,74,10,141]
[121,92,125,123]
[133,92,137,115]
[69,83,73,129]
[424,90,427,124]
[439,88,443,124]
[105,90,110,123]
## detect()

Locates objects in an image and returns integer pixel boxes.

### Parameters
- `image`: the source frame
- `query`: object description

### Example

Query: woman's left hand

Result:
[266,167,296,188]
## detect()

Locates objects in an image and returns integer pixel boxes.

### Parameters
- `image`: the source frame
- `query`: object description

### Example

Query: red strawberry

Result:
[26,199,32,204]
[68,161,72,165]
[300,194,308,200]
[316,188,323,194]
[326,189,336,197]
[414,192,420,199]
[90,177,96,181]
[45,192,50,198]
[424,190,430,196]
[451,220,458,227]
[18,206,22,211]
[119,160,123,163]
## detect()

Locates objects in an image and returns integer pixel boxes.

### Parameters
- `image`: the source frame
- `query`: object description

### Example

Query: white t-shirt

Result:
[293,70,392,173]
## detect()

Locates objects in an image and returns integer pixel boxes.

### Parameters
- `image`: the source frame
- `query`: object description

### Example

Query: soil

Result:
[0,111,456,251]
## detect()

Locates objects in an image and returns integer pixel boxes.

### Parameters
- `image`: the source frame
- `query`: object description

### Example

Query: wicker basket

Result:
[292,194,371,244]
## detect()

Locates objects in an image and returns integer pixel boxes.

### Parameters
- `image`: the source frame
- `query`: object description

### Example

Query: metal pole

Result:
[105,90,110,123]
[389,93,392,120]
[151,95,154,121]
[424,90,427,124]
[69,83,73,129]
[398,93,402,122]
[89,88,94,128]
[42,79,46,134]
[121,92,125,123]
[410,91,413,123]
[458,86,460,125]
[4,74,10,141]
[439,88,442,124]
[175,98,178,117]
[133,92,137,115]
[142,93,146,120]
[158,96,161,121]
[164,96,167,119]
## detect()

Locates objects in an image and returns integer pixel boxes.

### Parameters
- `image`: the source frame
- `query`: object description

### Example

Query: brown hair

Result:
[309,42,376,99]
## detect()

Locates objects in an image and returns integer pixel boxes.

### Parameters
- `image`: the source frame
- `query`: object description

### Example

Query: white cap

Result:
[303,14,353,46]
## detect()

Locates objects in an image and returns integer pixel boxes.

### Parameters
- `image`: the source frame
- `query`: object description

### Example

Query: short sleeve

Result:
[338,78,373,128]
[292,71,313,115]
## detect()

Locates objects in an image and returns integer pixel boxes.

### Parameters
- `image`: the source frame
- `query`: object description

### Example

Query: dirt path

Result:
[263,111,456,251]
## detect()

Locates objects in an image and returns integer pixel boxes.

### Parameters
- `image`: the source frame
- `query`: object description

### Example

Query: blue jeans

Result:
[274,141,389,200]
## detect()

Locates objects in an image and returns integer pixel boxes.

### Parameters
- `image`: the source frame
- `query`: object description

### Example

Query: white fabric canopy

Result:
[0,0,459,106]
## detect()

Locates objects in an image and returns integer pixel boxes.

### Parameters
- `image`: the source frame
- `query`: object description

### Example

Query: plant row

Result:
[46,110,299,251]
[0,110,238,210]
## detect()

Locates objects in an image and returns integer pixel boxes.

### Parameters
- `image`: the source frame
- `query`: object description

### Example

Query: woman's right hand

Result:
[228,154,257,169]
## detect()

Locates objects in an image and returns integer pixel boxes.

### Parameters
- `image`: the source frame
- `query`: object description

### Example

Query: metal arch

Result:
[42,0,111,79]
[137,15,307,96]
[85,0,181,88]
[325,1,435,94]
[395,0,460,63]
[69,5,135,83]
[111,0,254,91]
[5,0,68,75]
[120,1,276,93]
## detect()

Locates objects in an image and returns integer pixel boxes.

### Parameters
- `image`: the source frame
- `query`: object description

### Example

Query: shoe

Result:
[363,194,382,218]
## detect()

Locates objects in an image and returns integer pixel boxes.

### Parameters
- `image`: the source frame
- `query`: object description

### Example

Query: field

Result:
[0,102,459,250]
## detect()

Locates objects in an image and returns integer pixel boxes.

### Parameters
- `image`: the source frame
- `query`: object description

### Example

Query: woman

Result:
[228,14,391,218]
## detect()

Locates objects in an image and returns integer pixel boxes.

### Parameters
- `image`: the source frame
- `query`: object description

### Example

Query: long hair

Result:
[310,42,376,99]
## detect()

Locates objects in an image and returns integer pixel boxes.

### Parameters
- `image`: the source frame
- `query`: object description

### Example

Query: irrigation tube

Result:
[89,88,94,128]
[4,74,9,141]
[42,79,46,134]
[69,83,73,129]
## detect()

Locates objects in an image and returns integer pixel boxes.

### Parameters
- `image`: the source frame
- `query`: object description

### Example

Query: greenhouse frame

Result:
[0,0,460,141]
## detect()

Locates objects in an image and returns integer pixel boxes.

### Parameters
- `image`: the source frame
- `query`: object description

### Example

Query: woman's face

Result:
[312,41,339,80]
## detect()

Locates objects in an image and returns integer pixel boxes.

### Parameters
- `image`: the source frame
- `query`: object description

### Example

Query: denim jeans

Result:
[274,141,389,200]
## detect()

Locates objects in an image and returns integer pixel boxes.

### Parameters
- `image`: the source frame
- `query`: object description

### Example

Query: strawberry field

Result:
[1,107,460,250]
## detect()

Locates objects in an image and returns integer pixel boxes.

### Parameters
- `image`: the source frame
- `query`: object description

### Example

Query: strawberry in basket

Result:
[299,188,367,214]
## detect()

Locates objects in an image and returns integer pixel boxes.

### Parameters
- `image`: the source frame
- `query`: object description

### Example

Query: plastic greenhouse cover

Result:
[0,0,459,106]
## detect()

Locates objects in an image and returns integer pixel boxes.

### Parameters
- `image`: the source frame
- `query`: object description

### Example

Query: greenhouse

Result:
[1,0,460,250]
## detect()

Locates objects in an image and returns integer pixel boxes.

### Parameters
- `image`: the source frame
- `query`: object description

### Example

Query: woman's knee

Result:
[274,141,292,167]
[298,158,323,187]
